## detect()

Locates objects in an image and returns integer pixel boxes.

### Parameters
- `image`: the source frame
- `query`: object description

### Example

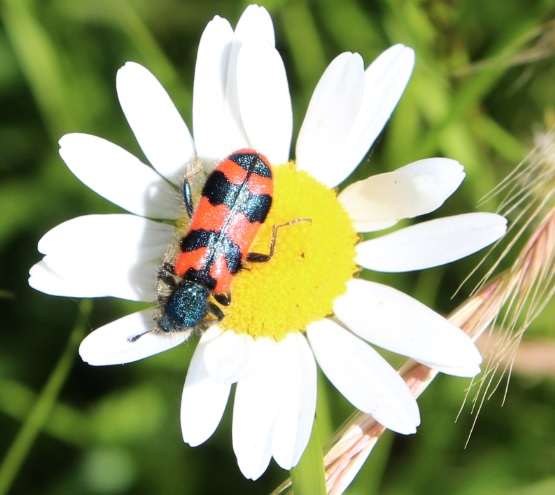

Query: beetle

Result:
[156,149,296,334]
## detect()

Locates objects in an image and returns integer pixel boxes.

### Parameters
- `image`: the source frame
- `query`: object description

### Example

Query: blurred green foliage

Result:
[1,0,555,494]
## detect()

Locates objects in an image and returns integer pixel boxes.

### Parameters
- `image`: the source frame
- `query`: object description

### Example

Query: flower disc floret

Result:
[219,163,359,340]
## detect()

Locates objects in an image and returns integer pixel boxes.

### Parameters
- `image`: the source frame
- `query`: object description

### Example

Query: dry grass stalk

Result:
[454,19,555,79]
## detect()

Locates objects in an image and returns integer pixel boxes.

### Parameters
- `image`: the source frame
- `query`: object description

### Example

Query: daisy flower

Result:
[29,5,507,481]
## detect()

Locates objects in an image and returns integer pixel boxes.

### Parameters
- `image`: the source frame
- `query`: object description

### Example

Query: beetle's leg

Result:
[246,218,311,262]
[183,180,194,219]
[157,262,177,288]
[208,302,225,321]
[214,291,231,306]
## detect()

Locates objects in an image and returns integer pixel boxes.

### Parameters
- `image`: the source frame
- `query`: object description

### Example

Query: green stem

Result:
[290,417,327,495]
[0,301,90,495]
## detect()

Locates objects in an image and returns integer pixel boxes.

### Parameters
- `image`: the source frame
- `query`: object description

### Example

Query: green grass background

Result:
[1,0,555,494]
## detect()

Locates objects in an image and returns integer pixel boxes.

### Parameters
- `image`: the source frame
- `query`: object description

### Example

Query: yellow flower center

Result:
[220,162,358,340]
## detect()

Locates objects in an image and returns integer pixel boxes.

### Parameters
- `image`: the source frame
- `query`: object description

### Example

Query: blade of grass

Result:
[3,0,76,138]
[290,418,326,495]
[0,300,90,495]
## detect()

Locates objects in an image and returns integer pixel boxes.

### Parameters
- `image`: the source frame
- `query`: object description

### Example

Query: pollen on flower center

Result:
[220,163,359,340]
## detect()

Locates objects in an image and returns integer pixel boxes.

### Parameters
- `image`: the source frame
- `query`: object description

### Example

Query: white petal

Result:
[38,214,173,301]
[232,337,279,480]
[296,52,365,186]
[357,213,508,272]
[336,45,415,185]
[116,62,195,181]
[339,158,465,232]
[271,333,316,470]
[421,362,482,376]
[334,279,482,376]
[181,326,231,447]
[307,319,419,434]
[236,41,292,164]
[193,16,234,163]
[29,260,105,297]
[221,6,276,156]
[203,330,257,383]
[59,134,180,219]
[222,49,250,153]
[79,309,189,365]
[234,5,275,46]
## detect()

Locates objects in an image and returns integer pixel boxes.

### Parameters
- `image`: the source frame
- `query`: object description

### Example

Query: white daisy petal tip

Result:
[296,43,417,187]
[394,43,415,64]
[29,260,105,298]
[307,319,420,435]
[334,279,483,379]
[34,214,173,302]
[79,310,190,366]
[58,133,180,219]
[380,43,416,75]
[385,413,419,435]
[236,4,274,45]
[339,157,467,232]
[192,16,234,162]
[425,335,482,378]
[116,60,195,181]
[433,353,482,377]
[433,363,481,378]
[334,43,415,182]
[295,51,366,186]
[117,60,141,77]
[357,212,508,272]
